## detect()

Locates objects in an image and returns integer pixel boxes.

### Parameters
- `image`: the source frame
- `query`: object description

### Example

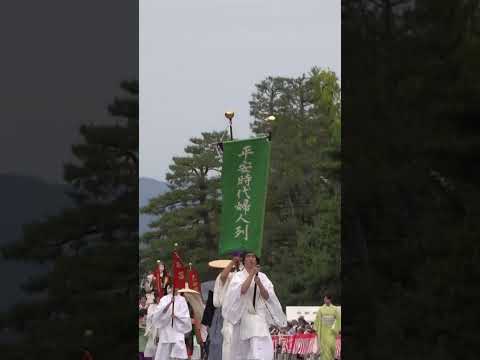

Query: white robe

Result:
[144,303,159,357]
[222,270,287,360]
[146,292,155,306]
[152,294,192,360]
[213,272,234,360]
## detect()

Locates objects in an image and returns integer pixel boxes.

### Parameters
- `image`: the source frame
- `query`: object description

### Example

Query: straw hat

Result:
[208,259,231,269]
[182,290,205,324]
[177,283,200,295]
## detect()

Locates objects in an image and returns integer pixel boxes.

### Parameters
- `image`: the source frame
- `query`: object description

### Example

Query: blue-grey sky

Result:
[0,1,137,184]
[140,0,340,182]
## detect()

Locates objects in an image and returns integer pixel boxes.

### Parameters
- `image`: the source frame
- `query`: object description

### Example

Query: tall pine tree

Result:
[249,68,341,306]
[2,81,138,359]
[141,131,227,279]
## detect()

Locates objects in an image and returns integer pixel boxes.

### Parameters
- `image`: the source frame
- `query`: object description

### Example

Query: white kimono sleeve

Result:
[152,295,192,335]
[172,314,192,335]
[152,298,173,329]
[213,274,224,308]
[213,272,233,308]
[144,303,157,337]
[258,273,287,328]
[222,271,247,325]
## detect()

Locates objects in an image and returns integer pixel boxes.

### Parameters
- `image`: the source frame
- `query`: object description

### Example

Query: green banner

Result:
[219,137,271,257]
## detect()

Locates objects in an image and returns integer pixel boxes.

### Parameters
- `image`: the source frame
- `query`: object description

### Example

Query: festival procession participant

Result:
[216,131,276,358]
[143,273,155,294]
[200,289,215,357]
[153,260,170,299]
[144,294,161,360]
[178,283,207,360]
[205,255,242,360]
[222,252,287,360]
[151,288,192,360]
[146,283,156,307]
[313,294,341,360]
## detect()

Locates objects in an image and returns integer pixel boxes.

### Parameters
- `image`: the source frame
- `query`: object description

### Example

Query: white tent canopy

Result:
[286,306,320,322]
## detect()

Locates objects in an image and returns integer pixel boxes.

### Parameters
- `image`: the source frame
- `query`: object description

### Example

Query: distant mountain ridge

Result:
[0,173,72,312]
[139,177,168,235]
[0,173,72,246]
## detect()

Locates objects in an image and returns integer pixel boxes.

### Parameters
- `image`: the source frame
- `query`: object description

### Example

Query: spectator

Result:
[298,316,308,327]
[139,296,147,310]
[288,320,298,335]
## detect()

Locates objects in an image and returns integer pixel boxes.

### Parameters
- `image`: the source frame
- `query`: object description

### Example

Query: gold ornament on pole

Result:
[225,111,235,140]
[265,115,276,141]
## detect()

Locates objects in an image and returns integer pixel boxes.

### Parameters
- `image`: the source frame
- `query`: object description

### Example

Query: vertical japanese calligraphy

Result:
[219,137,271,256]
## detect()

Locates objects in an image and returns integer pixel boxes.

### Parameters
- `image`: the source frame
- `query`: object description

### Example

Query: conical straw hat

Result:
[208,259,231,269]
[177,282,200,295]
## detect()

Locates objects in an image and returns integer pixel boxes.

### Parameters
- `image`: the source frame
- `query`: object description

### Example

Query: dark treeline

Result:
[342,1,480,359]
[1,81,139,358]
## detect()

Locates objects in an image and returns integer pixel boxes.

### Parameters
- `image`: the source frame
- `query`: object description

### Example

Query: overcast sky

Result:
[0,0,137,313]
[140,0,340,182]
[0,1,137,184]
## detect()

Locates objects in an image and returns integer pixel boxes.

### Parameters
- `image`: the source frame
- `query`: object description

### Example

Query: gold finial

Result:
[224,111,235,121]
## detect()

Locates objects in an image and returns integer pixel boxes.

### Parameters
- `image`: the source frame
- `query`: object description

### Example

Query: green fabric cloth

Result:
[139,327,147,352]
[314,305,341,360]
[219,137,271,257]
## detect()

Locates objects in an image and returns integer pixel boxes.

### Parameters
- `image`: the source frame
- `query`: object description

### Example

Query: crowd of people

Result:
[138,253,340,360]
[269,316,317,336]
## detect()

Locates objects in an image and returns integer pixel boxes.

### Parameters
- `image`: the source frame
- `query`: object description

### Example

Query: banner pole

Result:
[171,245,178,328]
[224,111,234,140]
[171,285,175,327]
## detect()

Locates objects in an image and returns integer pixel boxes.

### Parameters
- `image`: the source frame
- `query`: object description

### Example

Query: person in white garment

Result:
[152,289,192,360]
[144,294,161,359]
[214,255,243,360]
[222,252,287,360]
[179,287,207,360]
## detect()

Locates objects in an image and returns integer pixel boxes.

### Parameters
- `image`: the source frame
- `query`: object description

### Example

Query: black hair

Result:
[241,252,261,265]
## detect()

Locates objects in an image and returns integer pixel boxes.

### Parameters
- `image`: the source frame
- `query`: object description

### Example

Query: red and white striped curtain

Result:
[272,333,341,359]
[272,333,318,356]
[335,334,341,359]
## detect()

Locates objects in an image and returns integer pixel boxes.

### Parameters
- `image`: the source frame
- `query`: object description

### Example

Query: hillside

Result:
[0,174,71,312]
[139,177,168,235]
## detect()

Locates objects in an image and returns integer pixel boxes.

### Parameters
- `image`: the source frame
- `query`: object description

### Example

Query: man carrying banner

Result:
[222,252,286,360]
[151,289,192,360]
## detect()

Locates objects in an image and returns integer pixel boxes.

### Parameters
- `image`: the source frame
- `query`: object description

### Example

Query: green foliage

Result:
[342,1,480,358]
[140,131,227,279]
[2,81,139,358]
[250,68,341,306]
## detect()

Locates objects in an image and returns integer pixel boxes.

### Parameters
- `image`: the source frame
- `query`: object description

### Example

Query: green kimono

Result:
[314,305,341,360]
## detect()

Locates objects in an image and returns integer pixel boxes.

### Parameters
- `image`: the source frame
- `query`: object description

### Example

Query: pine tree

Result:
[249,68,341,306]
[2,81,139,358]
[141,131,227,279]
[342,1,480,358]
